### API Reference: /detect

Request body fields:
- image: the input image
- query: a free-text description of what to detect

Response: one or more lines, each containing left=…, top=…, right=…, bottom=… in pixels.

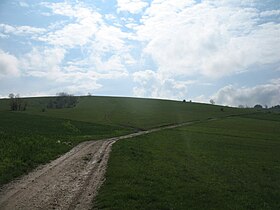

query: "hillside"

left=0, top=96, right=252, bottom=129
left=0, top=95, right=252, bottom=186
left=95, top=113, right=280, bottom=209
left=1, top=96, right=279, bottom=209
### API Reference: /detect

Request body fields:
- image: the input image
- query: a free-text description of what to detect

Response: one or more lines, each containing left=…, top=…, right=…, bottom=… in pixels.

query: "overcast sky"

left=0, top=0, right=279, bottom=107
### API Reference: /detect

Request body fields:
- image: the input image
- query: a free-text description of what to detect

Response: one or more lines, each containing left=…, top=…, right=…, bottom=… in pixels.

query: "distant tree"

left=269, top=105, right=280, bottom=112
left=189, top=100, right=192, bottom=103
left=8, top=93, right=26, bottom=111
left=23, top=101, right=27, bottom=111
left=9, top=93, right=16, bottom=111
left=254, top=104, right=263, bottom=109
left=47, top=92, right=78, bottom=109
left=238, top=105, right=245, bottom=108
left=183, top=99, right=186, bottom=102
left=8, top=93, right=14, bottom=99
left=15, top=94, right=22, bottom=111
left=210, top=99, right=215, bottom=105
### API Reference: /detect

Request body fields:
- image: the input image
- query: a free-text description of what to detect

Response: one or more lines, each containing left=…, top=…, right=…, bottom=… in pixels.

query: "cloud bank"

left=213, top=80, right=280, bottom=107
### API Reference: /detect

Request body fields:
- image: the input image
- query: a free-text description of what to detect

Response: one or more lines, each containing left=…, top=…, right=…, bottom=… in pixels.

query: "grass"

left=0, top=111, right=130, bottom=186
left=1, top=96, right=277, bottom=209
left=94, top=114, right=280, bottom=210
left=1, top=96, right=253, bottom=129
left=1, top=95, right=249, bottom=186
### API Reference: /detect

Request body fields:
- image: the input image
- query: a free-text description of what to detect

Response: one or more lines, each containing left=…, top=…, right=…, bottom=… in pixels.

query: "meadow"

left=94, top=113, right=280, bottom=210
left=1, top=96, right=278, bottom=209
left=0, top=111, right=130, bottom=185
left=1, top=96, right=248, bottom=186
left=0, top=96, right=253, bottom=129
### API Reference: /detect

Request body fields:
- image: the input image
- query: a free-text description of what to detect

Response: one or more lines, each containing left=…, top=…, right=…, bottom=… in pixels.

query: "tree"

left=254, top=104, right=263, bottom=109
left=210, top=99, right=215, bottom=105
left=8, top=93, right=14, bottom=99
left=9, top=93, right=16, bottom=111
left=47, top=92, right=78, bottom=109
left=8, top=93, right=26, bottom=111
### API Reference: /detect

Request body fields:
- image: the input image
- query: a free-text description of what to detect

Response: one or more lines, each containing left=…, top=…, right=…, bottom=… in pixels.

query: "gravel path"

left=0, top=121, right=194, bottom=210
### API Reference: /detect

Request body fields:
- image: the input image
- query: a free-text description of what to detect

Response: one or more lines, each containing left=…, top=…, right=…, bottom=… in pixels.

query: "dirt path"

left=0, top=121, right=195, bottom=210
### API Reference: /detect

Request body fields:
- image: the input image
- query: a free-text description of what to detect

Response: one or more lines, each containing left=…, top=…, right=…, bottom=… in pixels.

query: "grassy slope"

left=0, top=96, right=255, bottom=187
left=94, top=114, right=280, bottom=210
left=0, top=111, right=130, bottom=186
left=1, top=96, right=253, bottom=129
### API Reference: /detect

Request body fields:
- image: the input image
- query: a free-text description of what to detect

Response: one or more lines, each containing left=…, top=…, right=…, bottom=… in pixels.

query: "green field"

left=0, top=96, right=251, bottom=129
left=1, top=96, right=279, bottom=209
left=1, top=96, right=248, bottom=186
left=0, top=111, right=130, bottom=185
left=94, top=114, right=280, bottom=210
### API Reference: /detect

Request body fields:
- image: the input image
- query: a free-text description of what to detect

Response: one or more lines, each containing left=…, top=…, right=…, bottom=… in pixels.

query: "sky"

left=0, top=0, right=279, bottom=107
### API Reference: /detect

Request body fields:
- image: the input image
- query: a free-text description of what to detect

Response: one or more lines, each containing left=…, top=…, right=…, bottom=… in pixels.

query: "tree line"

left=8, top=92, right=79, bottom=111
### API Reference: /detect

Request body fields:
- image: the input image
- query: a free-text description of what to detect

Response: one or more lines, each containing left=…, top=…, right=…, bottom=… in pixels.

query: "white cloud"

left=39, top=3, right=102, bottom=47
left=0, top=33, right=8, bottom=38
left=133, top=70, right=189, bottom=99
left=129, top=1, right=280, bottom=100
left=213, top=81, right=280, bottom=107
left=18, top=46, right=103, bottom=94
left=39, top=2, right=131, bottom=72
left=0, top=50, right=20, bottom=78
left=20, top=1, right=133, bottom=95
left=117, top=0, right=149, bottom=14
left=135, top=1, right=280, bottom=79
left=19, top=1, right=29, bottom=8
left=93, top=24, right=130, bottom=53
left=2, top=0, right=279, bottom=101
left=20, top=47, right=66, bottom=79
left=260, top=10, right=280, bottom=17
left=0, top=24, right=46, bottom=36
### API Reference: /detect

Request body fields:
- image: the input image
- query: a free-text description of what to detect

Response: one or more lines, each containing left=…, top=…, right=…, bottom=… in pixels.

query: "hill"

left=1, top=95, right=279, bottom=209
left=0, top=95, right=251, bottom=186
left=0, top=96, right=252, bottom=129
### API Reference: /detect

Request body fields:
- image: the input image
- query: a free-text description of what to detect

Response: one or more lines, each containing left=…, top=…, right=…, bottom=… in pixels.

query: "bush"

left=47, top=93, right=78, bottom=109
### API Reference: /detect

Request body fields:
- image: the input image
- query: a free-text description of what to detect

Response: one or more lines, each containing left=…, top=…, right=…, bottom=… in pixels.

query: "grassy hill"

left=1, top=95, right=279, bottom=209
left=0, top=95, right=251, bottom=186
left=1, top=96, right=253, bottom=129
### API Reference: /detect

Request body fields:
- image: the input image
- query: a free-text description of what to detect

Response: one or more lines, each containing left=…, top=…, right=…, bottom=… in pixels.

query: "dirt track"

left=0, top=122, right=194, bottom=210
